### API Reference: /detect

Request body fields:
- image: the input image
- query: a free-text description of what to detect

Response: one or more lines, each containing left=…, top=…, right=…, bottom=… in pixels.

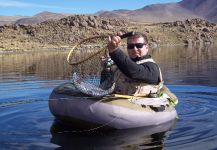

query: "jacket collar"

left=131, top=54, right=151, bottom=62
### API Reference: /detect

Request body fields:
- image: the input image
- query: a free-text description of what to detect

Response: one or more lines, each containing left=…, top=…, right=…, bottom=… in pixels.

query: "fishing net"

left=67, top=35, right=109, bottom=86
left=66, top=33, right=133, bottom=96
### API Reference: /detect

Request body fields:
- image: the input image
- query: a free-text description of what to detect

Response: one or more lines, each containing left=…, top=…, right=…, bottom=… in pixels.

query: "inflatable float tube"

left=49, top=82, right=178, bottom=130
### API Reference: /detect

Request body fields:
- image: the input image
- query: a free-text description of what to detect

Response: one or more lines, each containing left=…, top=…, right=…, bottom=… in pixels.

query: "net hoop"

left=67, top=35, right=108, bottom=65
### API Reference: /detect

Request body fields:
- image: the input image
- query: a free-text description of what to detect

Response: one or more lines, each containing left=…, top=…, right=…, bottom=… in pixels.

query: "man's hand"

left=107, top=32, right=123, bottom=53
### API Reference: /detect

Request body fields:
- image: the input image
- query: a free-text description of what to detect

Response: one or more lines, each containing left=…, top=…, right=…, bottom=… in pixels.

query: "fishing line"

left=0, top=98, right=47, bottom=108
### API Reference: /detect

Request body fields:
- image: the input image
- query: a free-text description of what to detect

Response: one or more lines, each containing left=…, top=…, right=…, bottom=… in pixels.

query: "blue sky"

left=0, top=0, right=181, bottom=16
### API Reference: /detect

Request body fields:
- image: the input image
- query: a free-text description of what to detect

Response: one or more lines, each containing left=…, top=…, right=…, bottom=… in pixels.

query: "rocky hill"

left=0, top=15, right=129, bottom=50
left=0, top=15, right=216, bottom=51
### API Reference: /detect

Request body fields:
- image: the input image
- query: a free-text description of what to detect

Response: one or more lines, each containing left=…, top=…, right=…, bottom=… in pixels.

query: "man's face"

left=127, top=37, right=148, bottom=59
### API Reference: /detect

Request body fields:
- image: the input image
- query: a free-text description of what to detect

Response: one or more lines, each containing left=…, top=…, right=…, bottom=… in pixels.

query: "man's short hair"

left=127, top=32, right=148, bottom=45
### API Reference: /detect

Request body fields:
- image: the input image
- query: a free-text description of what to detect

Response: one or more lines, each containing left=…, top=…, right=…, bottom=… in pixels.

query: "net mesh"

left=67, top=35, right=127, bottom=88
left=67, top=36, right=108, bottom=86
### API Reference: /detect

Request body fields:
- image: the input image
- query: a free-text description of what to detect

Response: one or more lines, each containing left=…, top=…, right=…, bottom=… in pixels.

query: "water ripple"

left=165, top=85, right=217, bottom=150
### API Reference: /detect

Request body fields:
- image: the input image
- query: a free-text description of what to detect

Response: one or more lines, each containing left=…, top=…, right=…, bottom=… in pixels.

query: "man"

left=104, top=32, right=163, bottom=96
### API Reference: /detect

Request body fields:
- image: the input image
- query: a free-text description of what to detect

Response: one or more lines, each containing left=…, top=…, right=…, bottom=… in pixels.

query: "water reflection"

left=151, top=45, right=217, bottom=86
left=50, top=120, right=176, bottom=150
left=0, top=51, right=72, bottom=80
left=1, top=45, right=216, bottom=86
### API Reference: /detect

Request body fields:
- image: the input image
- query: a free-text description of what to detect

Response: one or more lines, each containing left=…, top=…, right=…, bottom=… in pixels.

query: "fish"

left=71, top=72, right=115, bottom=97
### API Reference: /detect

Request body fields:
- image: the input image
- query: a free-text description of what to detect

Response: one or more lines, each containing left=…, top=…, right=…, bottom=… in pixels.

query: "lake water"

left=0, top=45, right=217, bottom=150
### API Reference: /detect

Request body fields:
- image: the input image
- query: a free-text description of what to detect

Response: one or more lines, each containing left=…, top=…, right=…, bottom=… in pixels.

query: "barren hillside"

left=98, top=3, right=202, bottom=23
left=15, top=11, right=72, bottom=25
left=179, top=0, right=217, bottom=22
left=0, top=16, right=25, bottom=26
left=0, top=15, right=216, bottom=51
left=97, top=0, right=217, bottom=23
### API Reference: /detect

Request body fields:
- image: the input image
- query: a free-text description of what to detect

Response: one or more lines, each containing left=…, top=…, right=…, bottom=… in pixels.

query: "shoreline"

left=1, top=42, right=216, bottom=54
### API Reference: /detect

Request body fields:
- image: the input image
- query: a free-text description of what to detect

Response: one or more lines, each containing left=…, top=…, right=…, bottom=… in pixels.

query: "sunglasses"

left=127, top=43, right=145, bottom=49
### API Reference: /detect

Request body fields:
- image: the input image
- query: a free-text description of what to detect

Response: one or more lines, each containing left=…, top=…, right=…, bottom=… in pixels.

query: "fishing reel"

left=105, top=57, right=114, bottom=68
left=101, top=56, right=114, bottom=71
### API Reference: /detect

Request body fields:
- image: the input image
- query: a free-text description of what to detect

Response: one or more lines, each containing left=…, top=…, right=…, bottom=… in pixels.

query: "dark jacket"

left=109, top=48, right=161, bottom=84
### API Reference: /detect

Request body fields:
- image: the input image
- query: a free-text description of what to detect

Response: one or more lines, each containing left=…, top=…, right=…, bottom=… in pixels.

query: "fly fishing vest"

left=113, top=58, right=163, bottom=96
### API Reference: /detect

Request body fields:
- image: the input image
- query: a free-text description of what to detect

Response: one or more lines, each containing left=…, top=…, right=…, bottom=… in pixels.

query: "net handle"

left=66, top=35, right=108, bottom=65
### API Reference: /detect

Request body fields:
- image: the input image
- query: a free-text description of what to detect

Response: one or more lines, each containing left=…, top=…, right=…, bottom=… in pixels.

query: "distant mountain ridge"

left=179, top=0, right=217, bottom=22
left=0, top=11, right=72, bottom=25
left=97, top=0, right=217, bottom=23
left=0, top=0, right=216, bottom=25
left=0, top=16, right=25, bottom=26
left=15, top=11, right=72, bottom=25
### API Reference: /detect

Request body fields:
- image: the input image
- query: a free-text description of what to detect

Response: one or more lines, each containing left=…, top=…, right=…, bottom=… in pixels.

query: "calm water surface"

left=0, top=45, right=217, bottom=150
